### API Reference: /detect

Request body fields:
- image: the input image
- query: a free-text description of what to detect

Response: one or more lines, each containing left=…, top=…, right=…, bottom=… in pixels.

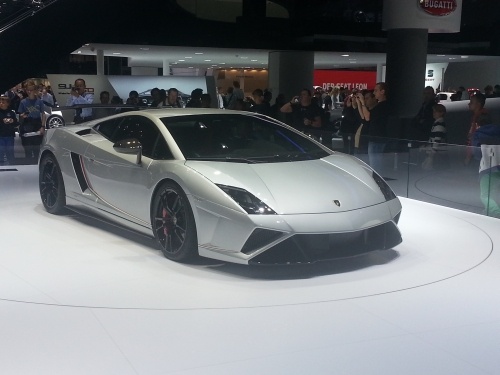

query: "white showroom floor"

left=1, top=165, right=500, bottom=375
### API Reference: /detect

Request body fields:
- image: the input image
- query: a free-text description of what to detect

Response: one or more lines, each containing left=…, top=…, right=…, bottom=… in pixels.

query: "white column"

left=163, top=60, right=170, bottom=76
left=376, top=63, right=384, bottom=83
left=96, top=49, right=104, bottom=76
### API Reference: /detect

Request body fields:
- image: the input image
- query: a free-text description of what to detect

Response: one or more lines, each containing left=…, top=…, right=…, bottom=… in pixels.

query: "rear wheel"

left=152, top=181, right=198, bottom=262
left=39, top=154, right=66, bottom=214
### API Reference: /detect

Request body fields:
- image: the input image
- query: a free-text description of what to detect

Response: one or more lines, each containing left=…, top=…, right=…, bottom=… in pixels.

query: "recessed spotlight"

left=449, top=57, right=456, bottom=60
left=178, top=59, right=185, bottom=62
left=240, top=56, right=248, bottom=59
left=204, top=59, right=211, bottom=62
left=112, top=52, right=121, bottom=55
left=195, top=52, right=203, bottom=55
left=461, top=55, right=469, bottom=58
left=184, top=56, right=192, bottom=59
left=77, top=50, right=82, bottom=54
left=251, top=59, right=258, bottom=62
left=341, top=54, right=349, bottom=57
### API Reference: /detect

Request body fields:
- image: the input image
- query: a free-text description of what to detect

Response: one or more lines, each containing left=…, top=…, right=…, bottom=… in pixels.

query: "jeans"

left=368, top=141, right=386, bottom=174
left=0, top=137, right=15, bottom=164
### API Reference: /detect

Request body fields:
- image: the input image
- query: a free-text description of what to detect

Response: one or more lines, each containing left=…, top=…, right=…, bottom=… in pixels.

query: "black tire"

left=152, top=181, right=198, bottom=262
left=39, top=154, right=66, bottom=214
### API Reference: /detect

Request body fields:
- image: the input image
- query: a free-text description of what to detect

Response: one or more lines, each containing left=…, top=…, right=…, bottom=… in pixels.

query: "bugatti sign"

left=418, top=0, right=457, bottom=16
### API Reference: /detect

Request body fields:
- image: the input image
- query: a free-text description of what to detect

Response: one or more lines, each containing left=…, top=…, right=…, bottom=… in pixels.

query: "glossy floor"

left=1, top=166, right=499, bottom=374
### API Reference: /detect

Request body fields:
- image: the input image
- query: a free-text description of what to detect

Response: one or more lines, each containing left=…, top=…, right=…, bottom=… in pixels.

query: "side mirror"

left=113, top=138, right=142, bottom=164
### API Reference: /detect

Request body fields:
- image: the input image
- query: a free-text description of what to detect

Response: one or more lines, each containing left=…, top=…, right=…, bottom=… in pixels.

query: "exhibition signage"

left=313, top=70, right=377, bottom=91
left=383, top=0, right=462, bottom=33
left=418, top=0, right=457, bottom=17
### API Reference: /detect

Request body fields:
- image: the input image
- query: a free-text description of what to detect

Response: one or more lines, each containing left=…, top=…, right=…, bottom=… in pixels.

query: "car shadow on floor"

left=194, top=249, right=400, bottom=280
left=61, top=205, right=400, bottom=280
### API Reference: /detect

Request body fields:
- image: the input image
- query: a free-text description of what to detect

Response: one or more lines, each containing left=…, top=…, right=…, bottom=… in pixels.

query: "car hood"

left=185, top=154, right=388, bottom=214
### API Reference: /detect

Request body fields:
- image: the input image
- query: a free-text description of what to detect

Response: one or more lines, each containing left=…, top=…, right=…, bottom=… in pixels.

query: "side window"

left=93, top=118, right=123, bottom=141
left=115, top=116, right=173, bottom=160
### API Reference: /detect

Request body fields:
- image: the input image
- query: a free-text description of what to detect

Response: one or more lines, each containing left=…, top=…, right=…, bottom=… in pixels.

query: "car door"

left=83, top=115, right=171, bottom=225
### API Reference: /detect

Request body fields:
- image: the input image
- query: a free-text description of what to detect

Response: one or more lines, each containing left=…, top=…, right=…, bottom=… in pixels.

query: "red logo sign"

left=418, top=0, right=457, bottom=16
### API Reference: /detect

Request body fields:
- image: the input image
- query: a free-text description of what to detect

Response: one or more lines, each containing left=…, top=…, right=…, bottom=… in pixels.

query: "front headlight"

left=216, top=184, right=276, bottom=215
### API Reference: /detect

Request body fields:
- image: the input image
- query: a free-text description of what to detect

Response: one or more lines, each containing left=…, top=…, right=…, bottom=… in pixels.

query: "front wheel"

left=39, top=154, right=66, bottom=214
left=152, top=181, right=198, bottom=262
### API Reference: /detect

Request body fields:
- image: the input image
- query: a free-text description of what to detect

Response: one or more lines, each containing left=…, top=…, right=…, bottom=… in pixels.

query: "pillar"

left=385, top=29, right=428, bottom=118
left=268, top=51, right=314, bottom=102
left=163, top=59, right=170, bottom=76
left=96, top=49, right=104, bottom=76
left=376, top=63, right=384, bottom=83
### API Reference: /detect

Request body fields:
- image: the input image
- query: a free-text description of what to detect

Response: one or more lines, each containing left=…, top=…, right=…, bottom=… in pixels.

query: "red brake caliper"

left=162, top=208, right=169, bottom=236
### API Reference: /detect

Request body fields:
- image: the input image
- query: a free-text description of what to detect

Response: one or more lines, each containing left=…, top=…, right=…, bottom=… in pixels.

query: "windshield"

left=160, top=114, right=330, bottom=163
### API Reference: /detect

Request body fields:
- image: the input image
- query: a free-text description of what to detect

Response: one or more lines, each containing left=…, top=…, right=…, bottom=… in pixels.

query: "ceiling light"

left=461, top=55, right=469, bottom=58
left=140, top=47, right=150, bottom=51
left=341, top=54, right=349, bottom=57
left=188, top=67, right=194, bottom=69
left=195, top=52, right=203, bottom=55
left=184, top=56, right=192, bottom=59
left=204, top=59, right=211, bottom=62
left=77, top=50, right=82, bottom=54
left=112, top=52, right=121, bottom=55
left=240, top=56, right=248, bottom=59
left=437, top=54, right=446, bottom=57
left=219, top=63, right=226, bottom=65
left=251, top=59, right=258, bottom=62
left=449, top=57, right=456, bottom=60
left=178, top=59, right=185, bottom=62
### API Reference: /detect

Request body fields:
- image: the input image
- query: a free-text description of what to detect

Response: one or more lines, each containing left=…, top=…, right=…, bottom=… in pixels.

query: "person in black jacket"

left=0, top=95, right=18, bottom=165
left=356, top=82, right=391, bottom=174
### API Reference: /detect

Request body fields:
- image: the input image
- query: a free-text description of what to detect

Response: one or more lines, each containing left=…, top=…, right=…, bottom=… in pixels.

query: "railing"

left=318, top=131, right=498, bottom=219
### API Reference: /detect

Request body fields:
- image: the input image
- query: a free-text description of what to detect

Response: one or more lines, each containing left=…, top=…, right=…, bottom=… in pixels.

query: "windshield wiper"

left=186, top=157, right=259, bottom=164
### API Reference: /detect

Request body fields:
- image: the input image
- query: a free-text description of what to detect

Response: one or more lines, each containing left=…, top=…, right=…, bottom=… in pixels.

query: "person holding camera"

left=66, top=78, right=94, bottom=123
left=18, top=82, right=45, bottom=161
left=280, top=89, right=322, bottom=132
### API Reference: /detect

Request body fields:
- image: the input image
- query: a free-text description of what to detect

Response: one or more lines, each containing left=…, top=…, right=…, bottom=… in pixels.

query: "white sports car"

left=38, top=109, right=402, bottom=265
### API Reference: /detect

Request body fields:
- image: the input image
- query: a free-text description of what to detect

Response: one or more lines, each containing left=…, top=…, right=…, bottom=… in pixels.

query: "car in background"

left=45, top=108, right=65, bottom=128
left=138, top=89, right=190, bottom=108
left=39, top=109, right=402, bottom=265
left=436, top=92, right=456, bottom=102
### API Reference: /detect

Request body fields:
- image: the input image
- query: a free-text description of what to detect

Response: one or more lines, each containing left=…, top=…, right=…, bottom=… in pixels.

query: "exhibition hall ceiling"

left=73, top=43, right=500, bottom=71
